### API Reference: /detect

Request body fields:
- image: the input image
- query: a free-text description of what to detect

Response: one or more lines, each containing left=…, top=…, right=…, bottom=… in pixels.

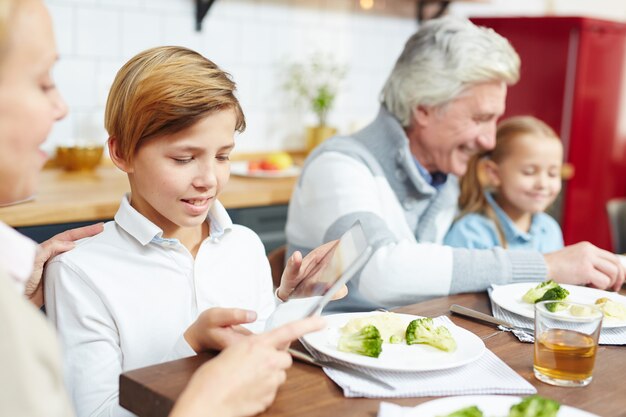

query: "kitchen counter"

left=0, top=164, right=298, bottom=228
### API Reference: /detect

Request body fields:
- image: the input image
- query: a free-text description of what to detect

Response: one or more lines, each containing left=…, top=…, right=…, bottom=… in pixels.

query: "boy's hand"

left=277, top=240, right=348, bottom=301
left=184, top=308, right=256, bottom=353
left=171, top=316, right=325, bottom=417
left=26, top=222, right=104, bottom=307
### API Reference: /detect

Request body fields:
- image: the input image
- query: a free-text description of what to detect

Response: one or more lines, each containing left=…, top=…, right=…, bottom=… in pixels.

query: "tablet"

left=264, top=221, right=373, bottom=330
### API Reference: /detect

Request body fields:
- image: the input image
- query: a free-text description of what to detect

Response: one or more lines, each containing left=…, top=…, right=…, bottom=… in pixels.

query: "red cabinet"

left=472, top=17, right=626, bottom=250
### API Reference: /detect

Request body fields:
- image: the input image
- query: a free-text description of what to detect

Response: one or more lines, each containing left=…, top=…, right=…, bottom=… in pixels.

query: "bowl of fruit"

left=231, top=152, right=300, bottom=178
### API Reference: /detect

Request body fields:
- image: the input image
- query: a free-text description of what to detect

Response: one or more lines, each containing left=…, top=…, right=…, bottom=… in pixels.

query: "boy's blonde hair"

left=458, top=115, right=561, bottom=248
left=105, top=46, right=245, bottom=162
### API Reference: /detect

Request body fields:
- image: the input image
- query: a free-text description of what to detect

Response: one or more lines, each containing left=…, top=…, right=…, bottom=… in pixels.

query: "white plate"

left=400, top=395, right=598, bottom=417
left=491, top=283, right=626, bottom=328
left=230, top=161, right=301, bottom=178
left=302, top=312, right=485, bottom=372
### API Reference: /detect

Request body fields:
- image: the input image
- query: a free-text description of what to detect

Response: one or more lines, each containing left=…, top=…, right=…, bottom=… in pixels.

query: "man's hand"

left=171, top=316, right=325, bottom=417
left=544, top=242, right=625, bottom=291
left=277, top=240, right=348, bottom=301
left=26, top=222, right=104, bottom=307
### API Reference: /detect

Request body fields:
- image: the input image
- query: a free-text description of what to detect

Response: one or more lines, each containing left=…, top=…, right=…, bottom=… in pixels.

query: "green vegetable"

left=522, top=280, right=559, bottom=304
left=508, top=395, right=560, bottom=417
left=337, top=325, right=383, bottom=358
left=389, top=334, right=403, bottom=344
left=405, top=318, right=457, bottom=352
left=438, top=406, right=484, bottom=417
left=536, top=287, right=570, bottom=312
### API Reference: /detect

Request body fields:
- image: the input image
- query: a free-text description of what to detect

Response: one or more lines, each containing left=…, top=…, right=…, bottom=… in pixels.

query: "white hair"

left=381, top=16, right=520, bottom=127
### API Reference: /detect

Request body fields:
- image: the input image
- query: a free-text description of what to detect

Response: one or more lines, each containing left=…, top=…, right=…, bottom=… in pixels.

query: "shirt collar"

left=412, top=157, right=448, bottom=189
left=114, top=194, right=233, bottom=246
left=485, top=192, right=546, bottom=242
left=0, top=221, right=37, bottom=291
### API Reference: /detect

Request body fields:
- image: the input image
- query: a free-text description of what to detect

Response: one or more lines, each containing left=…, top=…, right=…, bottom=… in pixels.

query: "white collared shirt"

left=44, top=195, right=275, bottom=417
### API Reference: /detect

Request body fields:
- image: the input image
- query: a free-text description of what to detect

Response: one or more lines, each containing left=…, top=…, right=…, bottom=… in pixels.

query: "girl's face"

left=488, top=134, right=563, bottom=220
left=111, top=109, right=236, bottom=240
left=0, top=0, right=67, bottom=205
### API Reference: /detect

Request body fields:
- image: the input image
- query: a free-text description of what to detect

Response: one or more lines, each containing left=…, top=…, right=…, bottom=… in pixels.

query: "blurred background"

left=45, top=0, right=626, bottom=154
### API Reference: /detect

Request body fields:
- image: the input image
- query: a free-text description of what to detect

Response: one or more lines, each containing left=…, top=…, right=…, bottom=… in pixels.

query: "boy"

left=44, top=46, right=328, bottom=417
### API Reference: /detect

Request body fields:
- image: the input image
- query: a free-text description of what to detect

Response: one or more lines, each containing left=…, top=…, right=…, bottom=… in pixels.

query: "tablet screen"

left=289, top=221, right=370, bottom=300
left=265, top=222, right=372, bottom=330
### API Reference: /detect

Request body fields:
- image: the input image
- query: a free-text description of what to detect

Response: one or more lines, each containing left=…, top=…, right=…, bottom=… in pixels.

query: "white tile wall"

left=45, top=0, right=416, bottom=153
left=45, top=0, right=624, bottom=154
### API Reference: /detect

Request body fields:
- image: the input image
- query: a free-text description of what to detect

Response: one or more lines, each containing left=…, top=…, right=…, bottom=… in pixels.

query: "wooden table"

left=0, top=165, right=298, bottom=227
left=120, top=292, right=626, bottom=417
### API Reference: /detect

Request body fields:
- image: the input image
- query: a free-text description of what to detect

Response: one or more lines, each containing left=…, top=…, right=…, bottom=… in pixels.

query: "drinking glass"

left=533, top=300, right=603, bottom=387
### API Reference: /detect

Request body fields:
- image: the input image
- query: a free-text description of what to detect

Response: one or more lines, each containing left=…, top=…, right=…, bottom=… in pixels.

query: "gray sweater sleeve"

left=450, top=247, right=547, bottom=293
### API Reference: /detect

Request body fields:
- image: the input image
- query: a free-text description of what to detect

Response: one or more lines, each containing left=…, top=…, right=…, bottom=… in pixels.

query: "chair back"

left=607, top=198, right=626, bottom=254
left=267, top=245, right=286, bottom=289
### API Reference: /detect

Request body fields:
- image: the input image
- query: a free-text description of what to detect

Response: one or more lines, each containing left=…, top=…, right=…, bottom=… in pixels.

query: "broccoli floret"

left=522, top=280, right=559, bottom=303
left=536, top=286, right=569, bottom=303
left=337, top=325, right=383, bottom=358
left=536, top=287, right=570, bottom=312
left=438, top=406, right=484, bottom=417
left=405, top=318, right=457, bottom=352
left=389, top=334, right=403, bottom=344
left=508, top=395, right=560, bottom=417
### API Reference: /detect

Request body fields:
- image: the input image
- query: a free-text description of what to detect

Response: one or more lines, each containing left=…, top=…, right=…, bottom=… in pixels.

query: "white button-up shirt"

left=44, top=196, right=275, bottom=417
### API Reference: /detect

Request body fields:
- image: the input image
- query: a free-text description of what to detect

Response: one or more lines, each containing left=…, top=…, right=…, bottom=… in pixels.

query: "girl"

left=444, top=115, right=564, bottom=252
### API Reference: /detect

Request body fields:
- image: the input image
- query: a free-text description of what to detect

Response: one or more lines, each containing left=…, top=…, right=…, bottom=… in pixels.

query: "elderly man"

left=285, top=17, right=625, bottom=312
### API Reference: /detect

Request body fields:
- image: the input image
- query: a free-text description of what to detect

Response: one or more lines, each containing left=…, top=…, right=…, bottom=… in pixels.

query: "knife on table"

left=288, top=348, right=396, bottom=390
left=449, top=304, right=534, bottom=339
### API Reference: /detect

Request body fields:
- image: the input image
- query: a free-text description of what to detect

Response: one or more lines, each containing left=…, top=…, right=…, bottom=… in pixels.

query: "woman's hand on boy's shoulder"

left=184, top=307, right=257, bottom=353
left=26, top=222, right=104, bottom=307
left=276, top=240, right=348, bottom=302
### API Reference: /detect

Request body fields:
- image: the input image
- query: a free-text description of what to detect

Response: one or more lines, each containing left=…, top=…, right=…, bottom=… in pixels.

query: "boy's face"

left=123, top=109, right=236, bottom=237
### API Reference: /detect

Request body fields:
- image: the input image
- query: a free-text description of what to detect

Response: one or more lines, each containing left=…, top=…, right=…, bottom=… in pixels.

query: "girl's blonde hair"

left=458, top=115, right=560, bottom=247
left=105, top=46, right=245, bottom=163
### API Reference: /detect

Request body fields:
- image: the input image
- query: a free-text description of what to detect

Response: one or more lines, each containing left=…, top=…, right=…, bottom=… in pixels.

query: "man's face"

left=410, top=81, right=507, bottom=177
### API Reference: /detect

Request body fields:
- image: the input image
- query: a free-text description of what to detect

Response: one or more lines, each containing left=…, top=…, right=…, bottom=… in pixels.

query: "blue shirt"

left=444, top=192, right=564, bottom=253
left=413, top=157, right=447, bottom=190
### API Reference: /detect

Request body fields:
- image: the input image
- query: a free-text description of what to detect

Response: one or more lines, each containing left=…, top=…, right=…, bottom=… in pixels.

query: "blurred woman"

left=0, top=1, right=322, bottom=416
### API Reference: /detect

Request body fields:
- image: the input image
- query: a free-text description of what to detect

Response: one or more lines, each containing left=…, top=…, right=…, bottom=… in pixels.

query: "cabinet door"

left=228, top=205, right=288, bottom=253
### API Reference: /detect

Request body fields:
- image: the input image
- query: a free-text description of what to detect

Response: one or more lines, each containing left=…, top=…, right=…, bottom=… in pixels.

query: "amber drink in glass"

left=533, top=300, right=602, bottom=387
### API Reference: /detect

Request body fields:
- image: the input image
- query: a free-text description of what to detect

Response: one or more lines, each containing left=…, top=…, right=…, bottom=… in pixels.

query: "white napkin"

left=304, top=316, right=536, bottom=398
left=489, top=285, right=626, bottom=345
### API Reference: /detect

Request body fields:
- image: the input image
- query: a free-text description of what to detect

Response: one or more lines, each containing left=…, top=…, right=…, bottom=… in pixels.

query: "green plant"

left=283, top=52, right=347, bottom=127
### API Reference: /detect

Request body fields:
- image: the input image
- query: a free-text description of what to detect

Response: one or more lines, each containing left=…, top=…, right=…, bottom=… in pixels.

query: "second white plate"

left=491, top=282, right=626, bottom=328
left=396, top=395, right=598, bottom=417
left=302, top=312, right=485, bottom=373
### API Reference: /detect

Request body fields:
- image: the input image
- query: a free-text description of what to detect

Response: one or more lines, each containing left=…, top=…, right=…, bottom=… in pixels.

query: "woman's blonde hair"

left=0, top=0, right=17, bottom=59
left=458, top=115, right=560, bottom=247
left=105, top=46, right=245, bottom=163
